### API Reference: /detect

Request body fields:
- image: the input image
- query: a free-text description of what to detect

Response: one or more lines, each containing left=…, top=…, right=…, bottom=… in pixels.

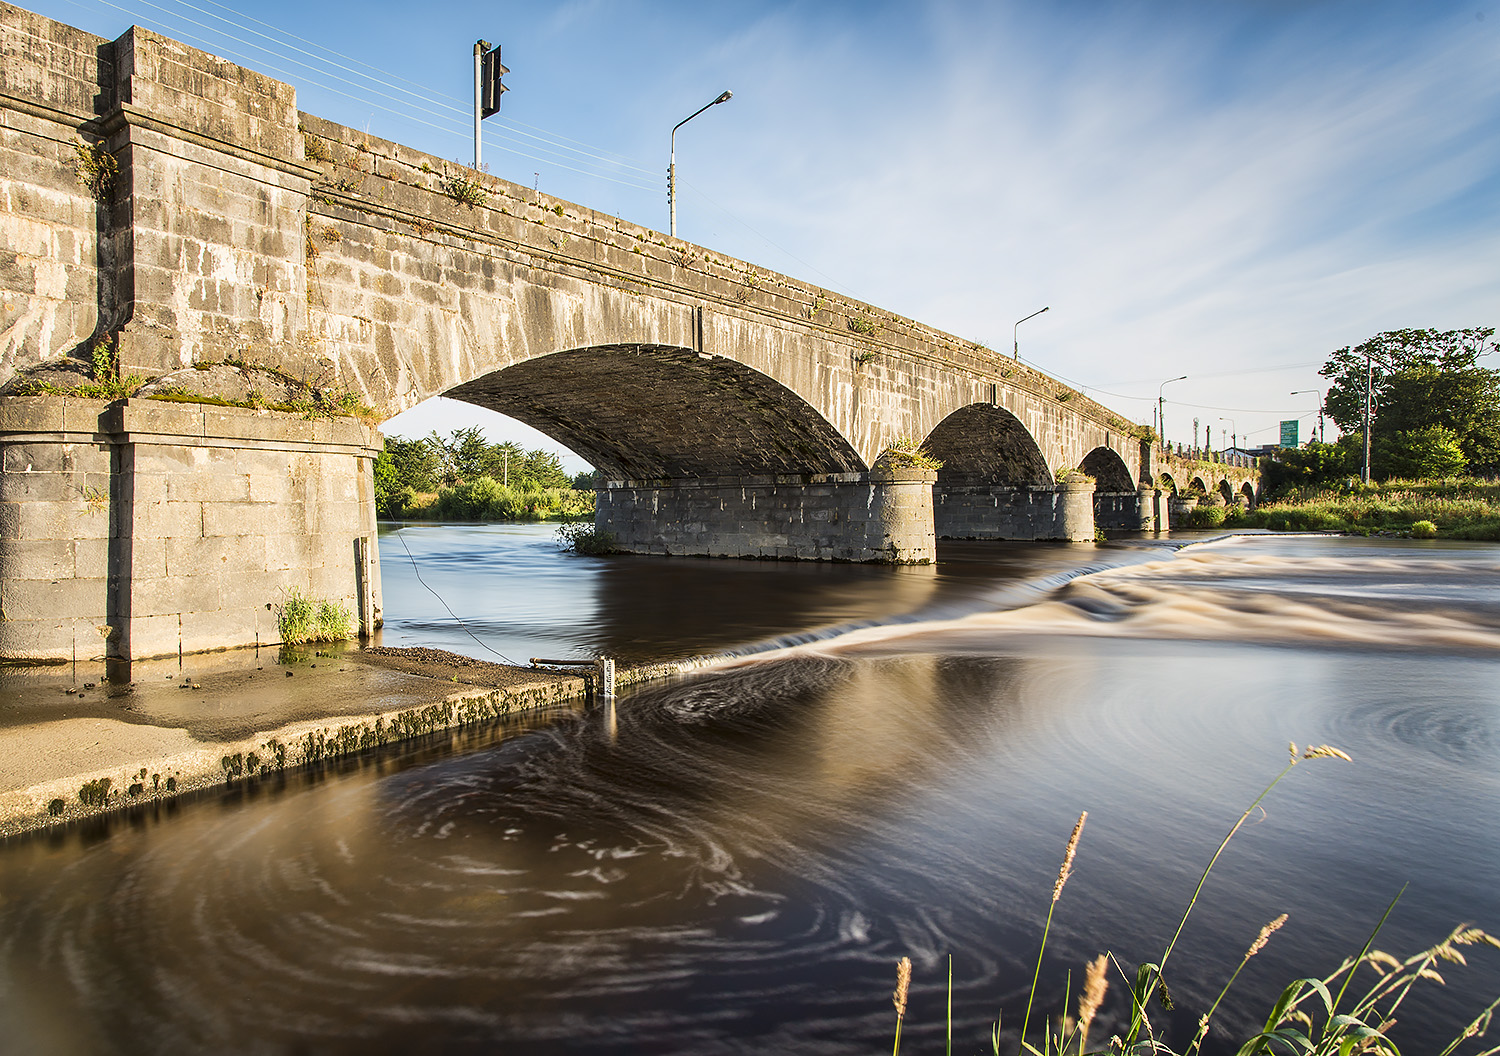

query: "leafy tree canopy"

left=1320, top=327, right=1500, bottom=474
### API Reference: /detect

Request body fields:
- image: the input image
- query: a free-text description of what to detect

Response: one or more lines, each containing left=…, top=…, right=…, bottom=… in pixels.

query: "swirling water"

left=1, top=528, right=1498, bottom=1054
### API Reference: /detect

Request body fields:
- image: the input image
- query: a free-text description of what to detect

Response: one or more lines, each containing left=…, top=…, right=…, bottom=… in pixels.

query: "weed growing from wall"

left=73, top=139, right=117, bottom=200
left=879, top=437, right=944, bottom=471
left=443, top=174, right=489, bottom=208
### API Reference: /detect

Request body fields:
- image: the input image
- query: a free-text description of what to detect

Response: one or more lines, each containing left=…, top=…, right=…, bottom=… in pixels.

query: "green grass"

left=276, top=589, right=354, bottom=645
left=1225, top=479, right=1500, bottom=539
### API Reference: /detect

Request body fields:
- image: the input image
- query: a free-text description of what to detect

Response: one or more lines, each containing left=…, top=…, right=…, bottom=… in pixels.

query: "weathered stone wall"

left=597, top=468, right=937, bottom=564
left=0, top=396, right=381, bottom=661
left=0, top=3, right=112, bottom=376
left=0, top=397, right=111, bottom=658
left=935, top=479, right=1098, bottom=542
left=1094, top=489, right=1153, bottom=532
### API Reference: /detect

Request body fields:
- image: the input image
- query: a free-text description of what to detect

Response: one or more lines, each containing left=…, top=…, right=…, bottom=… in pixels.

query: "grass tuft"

left=276, top=589, right=354, bottom=645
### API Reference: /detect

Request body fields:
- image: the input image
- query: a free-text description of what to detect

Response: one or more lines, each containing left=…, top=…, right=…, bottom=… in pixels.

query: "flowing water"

left=2, top=525, right=1498, bottom=1054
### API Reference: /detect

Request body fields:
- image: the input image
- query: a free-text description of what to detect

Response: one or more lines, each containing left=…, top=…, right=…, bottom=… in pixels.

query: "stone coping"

left=0, top=397, right=380, bottom=453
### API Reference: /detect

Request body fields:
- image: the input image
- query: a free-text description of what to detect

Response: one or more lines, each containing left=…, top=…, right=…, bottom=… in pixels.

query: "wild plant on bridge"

left=888, top=743, right=1500, bottom=1055
left=276, top=588, right=353, bottom=645
left=879, top=437, right=944, bottom=471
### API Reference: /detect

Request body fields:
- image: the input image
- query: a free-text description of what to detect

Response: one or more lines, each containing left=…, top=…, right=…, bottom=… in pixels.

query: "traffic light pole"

left=474, top=40, right=508, bottom=171
left=473, top=39, right=486, bottom=170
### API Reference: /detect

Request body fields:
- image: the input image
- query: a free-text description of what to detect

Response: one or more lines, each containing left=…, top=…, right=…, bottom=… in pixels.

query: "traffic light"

left=480, top=44, right=508, bottom=118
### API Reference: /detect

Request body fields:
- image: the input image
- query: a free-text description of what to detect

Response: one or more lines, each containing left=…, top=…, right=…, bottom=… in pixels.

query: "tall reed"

left=894, top=743, right=1500, bottom=1055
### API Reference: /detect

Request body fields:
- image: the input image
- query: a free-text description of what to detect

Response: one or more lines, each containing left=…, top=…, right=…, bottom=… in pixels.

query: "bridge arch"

left=440, top=344, right=864, bottom=480
left=922, top=404, right=1051, bottom=487
left=1080, top=447, right=1134, bottom=492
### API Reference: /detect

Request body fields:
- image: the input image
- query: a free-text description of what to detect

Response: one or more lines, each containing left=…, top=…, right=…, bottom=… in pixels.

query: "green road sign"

left=1279, top=419, right=1300, bottom=447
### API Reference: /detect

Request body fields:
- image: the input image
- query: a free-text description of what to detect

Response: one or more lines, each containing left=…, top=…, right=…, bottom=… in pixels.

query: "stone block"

left=165, top=469, right=250, bottom=503
left=179, top=604, right=267, bottom=655
left=264, top=533, right=315, bottom=572
left=0, top=574, right=105, bottom=622
left=129, top=574, right=220, bottom=618
left=0, top=536, right=75, bottom=579
left=74, top=536, right=109, bottom=578
left=165, top=533, right=253, bottom=576
left=124, top=613, right=183, bottom=661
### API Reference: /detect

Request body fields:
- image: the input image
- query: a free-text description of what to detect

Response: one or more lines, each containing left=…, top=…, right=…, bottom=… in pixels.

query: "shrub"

left=1411, top=519, right=1438, bottom=538
left=277, top=589, right=354, bottom=645
left=1187, top=504, right=1228, bottom=528
left=555, top=522, right=619, bottom=555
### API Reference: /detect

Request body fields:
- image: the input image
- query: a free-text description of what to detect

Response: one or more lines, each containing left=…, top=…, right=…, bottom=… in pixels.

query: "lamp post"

left=1013, top=306, right=1050, bottom=360
left=668, top=90, right=732, bottom=238
left=1158, top=375, right=1187, bottom=450
left=1291, top=389, right=1325, bottom=444
left=1219, top=417, right=1237, bottom=463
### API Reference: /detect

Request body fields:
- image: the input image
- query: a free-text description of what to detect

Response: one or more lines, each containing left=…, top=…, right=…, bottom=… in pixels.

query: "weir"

left=0, top=2, right=1256, bottom=660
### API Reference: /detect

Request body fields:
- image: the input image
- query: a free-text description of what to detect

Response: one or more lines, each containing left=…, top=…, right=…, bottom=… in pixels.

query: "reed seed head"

left=1077, top=953, right=1109, bottom=1038
left=1288, top=741, right=1298, bottom=764
left=893, top=956, right=912, bottom=1017
left=1052, top=810, right=1088, bottom=903
left=1301, top=744, right=1352, bottom=762
left=1246, top=913, right=1288, bottom=958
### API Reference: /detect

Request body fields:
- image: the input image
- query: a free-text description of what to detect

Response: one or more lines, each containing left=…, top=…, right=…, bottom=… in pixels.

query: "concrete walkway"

left=0, top=644, right=588, bottom=839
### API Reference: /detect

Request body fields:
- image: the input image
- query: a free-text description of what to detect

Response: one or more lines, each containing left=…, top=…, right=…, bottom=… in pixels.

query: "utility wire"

left=63, top=0, right=660, bottom=191
left=395, top=529, right=519, bottom=666
left=188, top=0, right=658, bottom=178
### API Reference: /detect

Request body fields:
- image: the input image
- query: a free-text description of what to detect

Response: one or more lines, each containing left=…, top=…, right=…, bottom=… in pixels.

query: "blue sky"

left=28, top=0, right=1500, bottom=466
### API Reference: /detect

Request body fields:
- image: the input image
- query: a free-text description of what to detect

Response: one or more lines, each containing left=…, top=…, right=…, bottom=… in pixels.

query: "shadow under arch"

left=923, top=404, right=1051, bottom=487
left=442, top=344, right=865, bottom=479
left=1080, top=446, right=1142, bottom=531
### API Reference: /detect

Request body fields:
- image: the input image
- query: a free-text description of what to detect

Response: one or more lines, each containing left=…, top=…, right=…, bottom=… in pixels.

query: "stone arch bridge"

left=0, top=5, right=1255, bottom=659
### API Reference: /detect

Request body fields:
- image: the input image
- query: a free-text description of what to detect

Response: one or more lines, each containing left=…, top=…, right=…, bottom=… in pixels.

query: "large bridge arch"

left=442, top=344, right=865, bottom=480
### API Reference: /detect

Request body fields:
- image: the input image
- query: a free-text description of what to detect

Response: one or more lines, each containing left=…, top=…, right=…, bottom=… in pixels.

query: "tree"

left=1376, top=425, right=1468, bottom=480
left=1260, top=439, right=1357, bottom=496
left=1320, top=328, right=1500, bottom=476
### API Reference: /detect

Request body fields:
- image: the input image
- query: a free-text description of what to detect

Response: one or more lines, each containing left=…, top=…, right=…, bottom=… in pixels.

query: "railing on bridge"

left=1162, top=443, right=1256, bottom=470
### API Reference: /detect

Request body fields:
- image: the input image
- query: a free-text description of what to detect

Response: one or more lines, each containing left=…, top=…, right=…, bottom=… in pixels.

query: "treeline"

left=375, top=427, right=595, bottom=521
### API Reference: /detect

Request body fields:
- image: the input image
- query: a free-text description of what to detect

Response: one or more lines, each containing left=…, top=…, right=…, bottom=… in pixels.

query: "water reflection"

left=1, top=534, right=1498, bottom=1055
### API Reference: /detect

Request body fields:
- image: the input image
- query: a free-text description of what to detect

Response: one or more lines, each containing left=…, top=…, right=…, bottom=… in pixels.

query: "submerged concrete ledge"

left=0, top=661, right=580, bottom=839
left=0, top=644, right=726, bottom=839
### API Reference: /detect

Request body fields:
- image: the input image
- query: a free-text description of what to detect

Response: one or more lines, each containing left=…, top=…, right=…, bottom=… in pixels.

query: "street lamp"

left=1013, top=306, right=1049, bottom=360
left=1291, top=389, right=1325, bottom=444
left=1219, top=417, right=1237, bottom=461
left=1158, top=375, right=1187, bottom=449
left=668, top=90, right=732, bottom=237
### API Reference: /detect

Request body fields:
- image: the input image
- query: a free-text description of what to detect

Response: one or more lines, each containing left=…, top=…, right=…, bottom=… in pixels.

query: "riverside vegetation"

left=375, top=427, right=594, bottom=522
left=1187, top=476, right=1500, bottom=539
left=891, top=746, right=1500, bottom=1056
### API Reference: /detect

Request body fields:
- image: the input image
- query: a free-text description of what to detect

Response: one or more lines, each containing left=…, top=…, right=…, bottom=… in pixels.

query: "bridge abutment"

left=595, top=466, right=937, bottom=564
left=0, top=398, right=381, bottom=662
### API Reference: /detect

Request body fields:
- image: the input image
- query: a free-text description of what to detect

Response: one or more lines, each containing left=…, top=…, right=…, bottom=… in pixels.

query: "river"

left=2, top=525, right=1498, bottom=1054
